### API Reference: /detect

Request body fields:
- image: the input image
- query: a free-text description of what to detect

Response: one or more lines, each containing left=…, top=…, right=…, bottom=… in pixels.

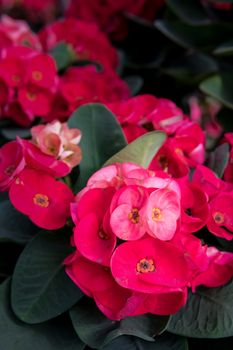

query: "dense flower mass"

left=0, top=120, right=81, bottom=228
left=65, top=162, right=233, bottom=320
left=39, top=18, right=119, bottom=70
left=65, top=0, right=165, bottom=40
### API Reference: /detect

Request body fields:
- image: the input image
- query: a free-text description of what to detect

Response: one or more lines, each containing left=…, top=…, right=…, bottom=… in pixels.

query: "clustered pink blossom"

left=65, top=162, right=233, bottom=320
left=0, top=120, right=82, bottom=229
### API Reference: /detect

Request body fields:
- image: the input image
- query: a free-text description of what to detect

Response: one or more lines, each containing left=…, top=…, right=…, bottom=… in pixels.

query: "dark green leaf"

left=207, top=143, right=230, bottom=178
left=102, top=332, right=188, bottom=350
left=68, top=103, right=127, bottom=192
left=162, top=52, right=218, bottom=85
left=166, top=0, right=211, bottom=25
left=70, top=298, right=169, bottom=348
left=168, top=280, right=233, bottom=338
left=0, top=279, right=85, bottom=350
left=124, top=76, right=144, bottom=95
left=104, top=131, right=166, bottom=168
left=154, top=20, right=233, bottom=51
left=11, top=230, right=83, bottom=324
left=217, top=108, right=233, bottom=132
left=213, top=40, right=233, bottom=56
left=50, top=42, right=77, bottom=71
left=200, top=73, right=233, bottom=110
left=0, top=127, right=30, bottom=140
left=0, top=200, right=40, bottom=244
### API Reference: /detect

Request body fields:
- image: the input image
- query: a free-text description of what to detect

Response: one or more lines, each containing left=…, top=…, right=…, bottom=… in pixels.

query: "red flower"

left=9, top=168, right=74, bottom=230
left=39, top=18, right=118, bottom=70
left=0, top=141, right=25, bottom=191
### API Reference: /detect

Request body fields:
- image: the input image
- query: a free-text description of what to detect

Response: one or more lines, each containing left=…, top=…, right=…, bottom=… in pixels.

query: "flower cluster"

left=0, top=120, right=82, bottom=229
left=65, top=0, right=165, bottom=40
left=108, top=94, right=205, bottom=178
left=64, top=162, right=233, bottom=320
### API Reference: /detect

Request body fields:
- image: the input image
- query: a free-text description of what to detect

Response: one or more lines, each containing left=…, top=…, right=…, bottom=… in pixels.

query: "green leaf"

left=0, top=279, right=85, bottom=350
left=70, top=298, right=170, bottom=348
left=68, top=103, right=127, bottom=192
left=11, top=230, right=83, bottom=324
left=102, top=332, right=188, bottom=350
left=162, top=52, right=218, bottom=85
left=0, top=200, right=40, bottom=244
left=166, top=0, right=211, bottom=25
left=0, top=127, right=30, bottom=140
left=104, top=131, right=166, bottom=168
left=207, top=143, right=230, bottom=178
left=154, top=20, right=233, bottom=51
left=124, top=76, right=144, bottom=95
left=217, top=108, right=233, bottom=132
left=168, top=280, right=233, bottom=338
left=50, top=42, right=77, bottom=71
left=213, top=40, right=233, bottom=56
left=200, top=73, right=233, bottom=110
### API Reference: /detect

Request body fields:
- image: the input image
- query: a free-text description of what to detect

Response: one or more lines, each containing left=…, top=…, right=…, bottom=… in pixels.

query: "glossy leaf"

left=104, top=131, right=166, bottom=168
left=102, top=332, right=188, bottom=350
left=70, top=298, right=169, bottom=348
left=168, top=280, right=233, bottom=338
left=207, top=143, right=230, bottom=178
left=124, top=75, right=144, bottom=95
left=68, top=103, right=127, bottom=191
left=50, top=42, right=77, bottom=71
left=0, top=279, right=85, bottom=350
left=213, top=40, right=233, bottom=56
left=11, top=230, right=83, bottom=324
left=166, top=0, right=211, bottom=25
left=0, top=200, right=40, bottom=244
left=200, top=73, right=233, bottom=110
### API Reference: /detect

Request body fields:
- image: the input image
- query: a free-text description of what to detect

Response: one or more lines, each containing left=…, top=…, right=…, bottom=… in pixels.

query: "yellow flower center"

left=33, top=194, right=49, bottom=208
left=152, top=207, right=162, bottom=221
left=136, top=258, right=155, bottom=273
left=32, top=70, right=43, bottom=81
left=128, top=208, right=140, bottom=224
left=213, top=211, right=225, bottom=225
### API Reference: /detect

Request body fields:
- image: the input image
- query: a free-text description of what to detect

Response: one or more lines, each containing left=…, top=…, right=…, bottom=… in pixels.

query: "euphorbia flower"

left=0, top=141, right=25, bottom=191
left=145, top=188, right=180, bottom=240
left=18, top=85, right=53, bottom=116
left=111, top=237, right=190, bottom=293
left=26, top=53, right=57, bottom=89
left=9, top=168, right=74, bottom=229
left=178, top=181, right=209, bottom=233
left=207, top=192, right=233, bottom=240
left=110, top=186, right=147, bottom=240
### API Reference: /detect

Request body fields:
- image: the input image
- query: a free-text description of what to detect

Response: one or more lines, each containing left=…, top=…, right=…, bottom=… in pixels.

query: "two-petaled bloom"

left=65, top=162, right=233, bottom=320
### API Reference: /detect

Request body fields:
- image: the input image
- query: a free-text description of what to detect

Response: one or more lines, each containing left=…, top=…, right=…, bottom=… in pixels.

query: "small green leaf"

left=11, top=230, right=83, bottom=324
left=0, top=127, right=30, bottom=140
left=213, top=40, right=233, bottom=56
left=70, top=298, right=170, bottom=348
left=0, top=200, right=40, bottom=244
left=102, top=332, right=188, bottom=350
left=200, top=73, right=233, bottom=110
left=168, top=280, right=233, bottom=338
left=0, top=279, right=85, bottom=350
left=50, top=42, right=77, bottom=71
left=104, top=131, right=166, bottom=168
left=124, top=76, right=144, bottom=95
left=68, top=103, right=127, bottom=192
left=166, top=0, right=211, bottom=25
left=207, top=143, right=230, bottom=178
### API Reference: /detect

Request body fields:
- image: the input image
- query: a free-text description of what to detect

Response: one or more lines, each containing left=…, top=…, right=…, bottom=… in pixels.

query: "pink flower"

left=178, top=180, right=209, bottom=233
left=39, top=18, right=118, bottom=70
left=145, top=188, right=180, bottom=240
left=0, top=141, right=25, bottom=191
left=207, top=192, right=233, bottom=240
left=111, top=237, right=190, bottom=293
left=9, top=168, right=74, bottom=230
left=31, top=120, right=82, bottom=169
left=110, top=186, right=147, bottom=240
left=19, top=139, right=70, bottom=178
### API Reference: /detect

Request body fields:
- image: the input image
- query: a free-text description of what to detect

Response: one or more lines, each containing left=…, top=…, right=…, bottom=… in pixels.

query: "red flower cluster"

left=65, top=0, right=165, bottom=40
left=108, top=94, right=205, bottom=178
left=39, top=18, right=119, bottom=70
left=65, top=162, right=233, bottom=320
left=0, top=120, right=82, bottom=229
